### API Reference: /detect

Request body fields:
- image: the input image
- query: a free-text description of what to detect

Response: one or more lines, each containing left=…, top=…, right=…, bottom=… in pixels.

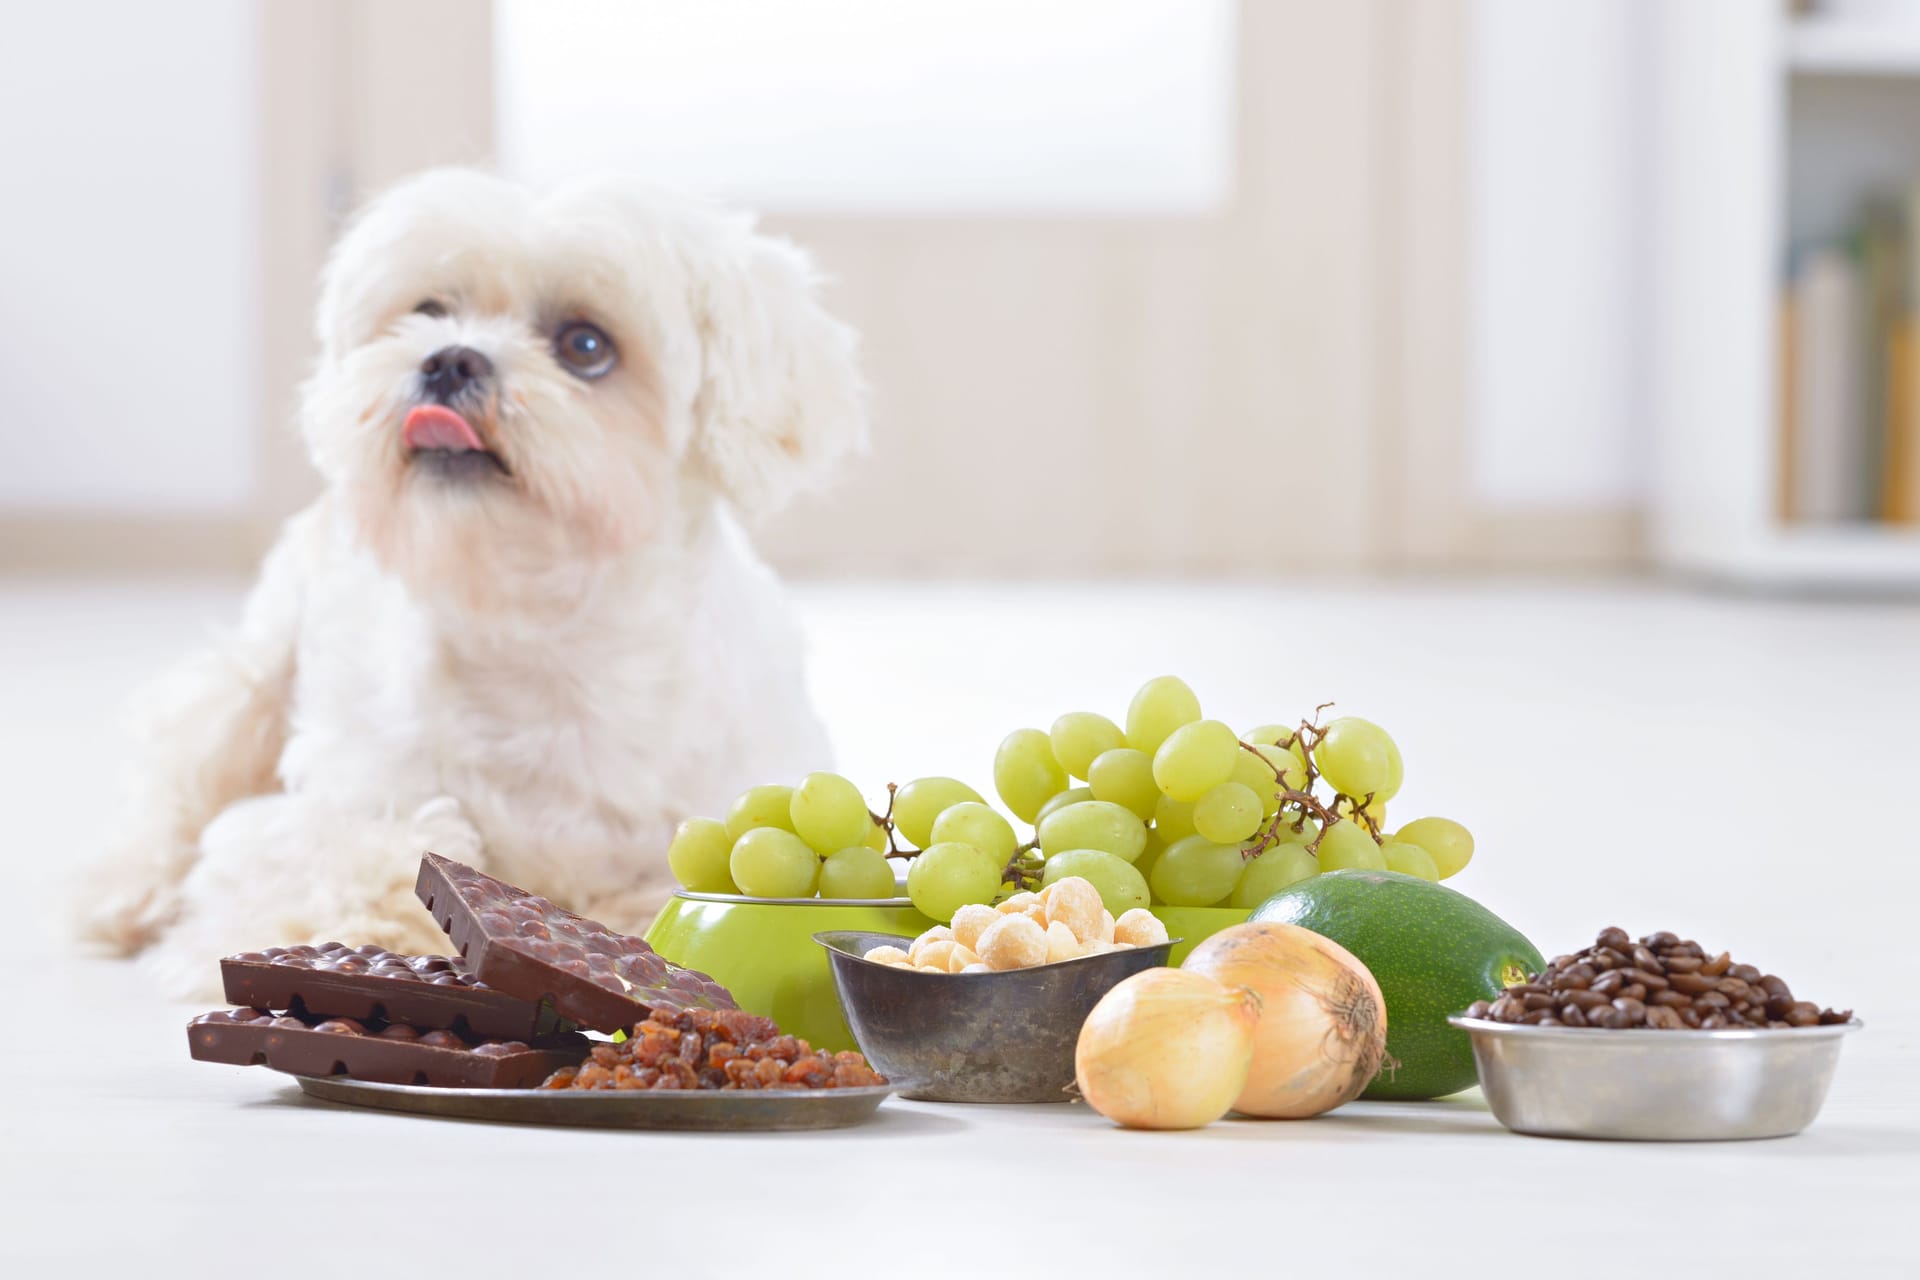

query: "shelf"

left=1787, top=18, right=1920, bottom=75
left=1690, top=526, right=1920, bottom=590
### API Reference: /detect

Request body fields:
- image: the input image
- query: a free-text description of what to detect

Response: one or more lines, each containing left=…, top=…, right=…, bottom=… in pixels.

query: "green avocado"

left=1250, top=869, right=1543, bottom=1100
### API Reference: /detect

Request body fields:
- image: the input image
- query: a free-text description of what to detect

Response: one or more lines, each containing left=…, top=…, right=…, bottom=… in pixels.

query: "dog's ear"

left=684, top=219, right=868, bottom=517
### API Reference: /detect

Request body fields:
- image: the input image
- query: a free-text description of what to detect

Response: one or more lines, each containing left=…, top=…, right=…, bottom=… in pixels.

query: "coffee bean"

left=1475, top=930, right=1850, bottom=1033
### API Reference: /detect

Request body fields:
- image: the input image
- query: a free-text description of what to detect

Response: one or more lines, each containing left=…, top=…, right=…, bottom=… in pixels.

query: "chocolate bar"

left=186, top=1008, right=588, bottom=1089
left=415, top=853, right=734, bottom=1033
left=221, top=942, right=566, bottom=1041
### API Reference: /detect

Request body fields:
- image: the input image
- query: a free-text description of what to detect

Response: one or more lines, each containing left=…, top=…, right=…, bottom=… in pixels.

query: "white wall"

left=0, top=0, right=260, bottom=514
left=1468, top=0, right=1648, bottom=509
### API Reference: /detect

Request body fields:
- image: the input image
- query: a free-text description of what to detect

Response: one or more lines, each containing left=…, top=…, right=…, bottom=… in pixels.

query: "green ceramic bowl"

left=644, top=892, right=1253, bottom=1050
left=1153, top=905, right=1253, bottom=964
left=645, top=893, right=940, bottom=1052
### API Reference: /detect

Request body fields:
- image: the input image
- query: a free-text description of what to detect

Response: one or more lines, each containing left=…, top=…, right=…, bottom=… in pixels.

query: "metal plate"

left=1449, top=1016, right=1863, bottom=1141
left=296, top=1075, right=894, bottom=1131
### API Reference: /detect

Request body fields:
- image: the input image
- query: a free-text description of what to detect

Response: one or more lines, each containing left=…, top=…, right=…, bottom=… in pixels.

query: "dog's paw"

left=70, top=840, right=195, bottom=955
left=409, top=795, right=484, bottom=864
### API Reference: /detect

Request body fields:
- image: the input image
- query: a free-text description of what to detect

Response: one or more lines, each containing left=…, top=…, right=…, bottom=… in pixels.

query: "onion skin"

left=1074, top=968, right=1261, bottom=1130
left=1182, top=922, right=1388, bottom=1119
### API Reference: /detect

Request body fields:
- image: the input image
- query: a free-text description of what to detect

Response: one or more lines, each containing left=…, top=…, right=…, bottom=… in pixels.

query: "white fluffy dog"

left=79, top=169, right=865, bottom=995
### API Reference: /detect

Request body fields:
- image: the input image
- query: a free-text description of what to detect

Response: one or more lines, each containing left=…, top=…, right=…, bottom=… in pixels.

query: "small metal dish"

left=817, top=929, right=1177, bottom=1103
left=1450, top=1015, right=1863, bottom=1141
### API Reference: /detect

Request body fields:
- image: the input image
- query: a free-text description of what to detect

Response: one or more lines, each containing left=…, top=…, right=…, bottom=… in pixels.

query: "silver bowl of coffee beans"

left=1450, top=927, right=1860, bottom=1141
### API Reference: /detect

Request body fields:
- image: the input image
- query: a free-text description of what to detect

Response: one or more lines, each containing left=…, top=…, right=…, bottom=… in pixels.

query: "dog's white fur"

left=77, top=169, right=865, bottom=995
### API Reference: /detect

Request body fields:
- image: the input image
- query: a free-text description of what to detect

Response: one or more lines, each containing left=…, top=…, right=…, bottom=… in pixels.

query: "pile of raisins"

left=540, top=1007, right=886, bottom=1091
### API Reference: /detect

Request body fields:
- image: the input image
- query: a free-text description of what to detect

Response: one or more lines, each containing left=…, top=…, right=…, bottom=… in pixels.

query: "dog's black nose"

left=420, top=346, right=493, bottom=400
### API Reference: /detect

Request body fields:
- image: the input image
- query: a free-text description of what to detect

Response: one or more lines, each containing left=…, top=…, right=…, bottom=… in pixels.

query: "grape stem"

left=1001, top=849, right=1045, bottom=891
left=872, top=783, right=905, bottom=859
left=1238, top=711, right=1381, bottom=861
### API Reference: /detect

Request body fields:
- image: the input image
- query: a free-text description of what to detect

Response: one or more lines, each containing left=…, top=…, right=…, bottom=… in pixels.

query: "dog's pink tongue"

left=403, top=404, right=485, bottom=453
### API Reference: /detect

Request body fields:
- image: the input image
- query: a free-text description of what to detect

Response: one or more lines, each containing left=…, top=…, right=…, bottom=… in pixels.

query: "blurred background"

left=1, top=1, right=1918, bottom=1002
left=10, top=0, right=1920, bottom=586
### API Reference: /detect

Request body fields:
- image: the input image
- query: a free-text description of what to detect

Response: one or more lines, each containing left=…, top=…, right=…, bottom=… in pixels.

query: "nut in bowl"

left=866, top=877, right=1172, bottom=974
left=816, top=926, right=1178, bottom=1103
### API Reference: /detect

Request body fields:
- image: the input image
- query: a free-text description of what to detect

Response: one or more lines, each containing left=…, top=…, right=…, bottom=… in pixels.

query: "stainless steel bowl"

left=1450, top=1015, right=1862, bottom=1141
left=817, top=929, right=1176, bottom=1103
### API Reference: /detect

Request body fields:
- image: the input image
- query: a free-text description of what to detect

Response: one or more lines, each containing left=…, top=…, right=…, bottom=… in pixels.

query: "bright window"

left=494, top=0, right=1236, bottom=214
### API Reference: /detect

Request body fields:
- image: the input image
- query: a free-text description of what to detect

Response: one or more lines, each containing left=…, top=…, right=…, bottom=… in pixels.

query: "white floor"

left=4, top=576, right=1918, bottom=1277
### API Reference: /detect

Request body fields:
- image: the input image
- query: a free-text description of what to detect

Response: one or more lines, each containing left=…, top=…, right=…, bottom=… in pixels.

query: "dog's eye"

left=553, top=321, right=616, bottom=379
left=413, top=299, right=448, bottom=318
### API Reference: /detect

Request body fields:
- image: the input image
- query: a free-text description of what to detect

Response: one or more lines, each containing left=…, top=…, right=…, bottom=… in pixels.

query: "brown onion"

left=1182, top=922, right=1387, bottom=1118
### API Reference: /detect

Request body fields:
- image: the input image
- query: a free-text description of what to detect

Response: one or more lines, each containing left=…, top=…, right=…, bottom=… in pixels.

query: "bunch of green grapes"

left=667, top=772, right=901, bottom=902
left=665, top=677, right=1476, bottom=925
left=989, top=676, right=1477, bottom=913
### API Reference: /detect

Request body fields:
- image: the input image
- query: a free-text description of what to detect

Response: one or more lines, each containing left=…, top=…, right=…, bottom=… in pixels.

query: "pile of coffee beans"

left=1465, top=927, right=1852, bottom=1031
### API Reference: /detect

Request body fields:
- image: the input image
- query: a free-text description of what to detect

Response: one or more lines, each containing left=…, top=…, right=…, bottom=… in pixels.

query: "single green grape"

left=1313, top=717, right=1398, bottom=801
left=1149, top=835, right=1246, bottom=907
left=667, top=817, right=737, bottom=893
left=1193, top=782, right=1262, bottom=844
left=1279, top=813, right=1321, bottom=845
left=1133, top=828, right=1168, bottom=889
left=1087, top=747, right=1159, bottom=820
left=789, top=772, right=871, bottom=854
left=724, top=784, right=798, bottom=842
left=993, top=728, right=1069, bottom=823
left=1231, top=743, right=1304, bottom=816
left=891, top=777, right=984, bottom=848
left=1315, top=820, right=1387, bottom=872
left=1040, top=849, right=1151, bottom=916
left=1035, top=786, right=1094, bottom=826
left=1245, top=724, right=1296, bottom=747
left=728, top=827, right=820, bottom=898
left=819, top=846, right=899, bottom=899
left=1231, top=844, right=1319, bottom=908
left=930, top=801, right=1018, bottom=865
left=1381, top=840, right=1439, bottom=881
left=1038, top=800, right=1148, bottom=863
left=1124, top=675, right=1202, bottom=754
left=1154, top=793, right=1197, bottom=843
left=1393, top=816, right=1473, bottom=878
left=1151, top=719, right=1240, bottom=803
left=1049, top=712, right=1125, bottom=781
left=1380, top=733, right=1404, bottom=803
left=906, top=841, right=1002, bottom=922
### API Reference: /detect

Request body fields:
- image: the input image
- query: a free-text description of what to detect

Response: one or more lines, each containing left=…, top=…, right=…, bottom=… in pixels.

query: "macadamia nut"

left=1113, top=909, right=1169, bottom=947
left=978, top=914, right=1049, bottom=970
